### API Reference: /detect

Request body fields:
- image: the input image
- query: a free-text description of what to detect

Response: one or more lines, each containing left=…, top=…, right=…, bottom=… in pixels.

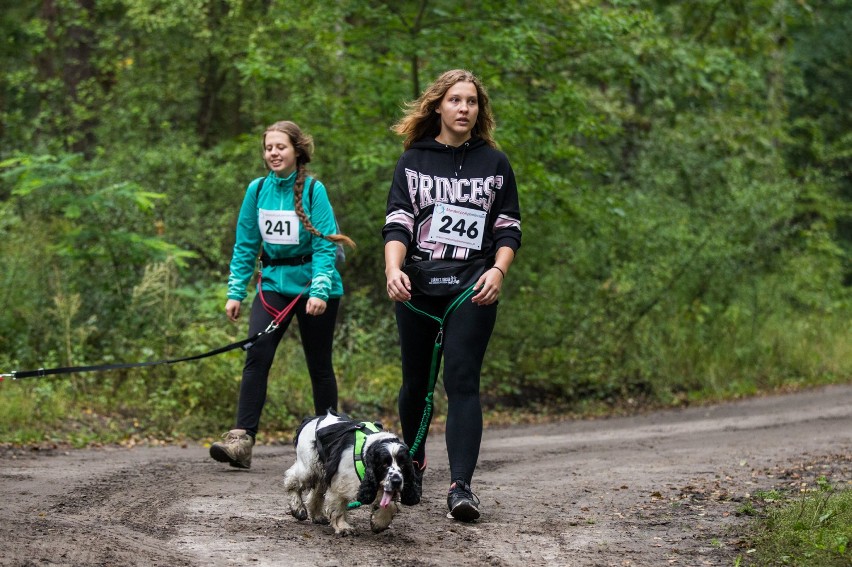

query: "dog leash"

left=256, top=260, right=310, bottom=328
left=346, top=286, right=476, bottom=511
left=402, top=284, right=478, bottom=457
left=0, top=331, right=267, bottom=381
left=1, top=276, right=309, bottom=382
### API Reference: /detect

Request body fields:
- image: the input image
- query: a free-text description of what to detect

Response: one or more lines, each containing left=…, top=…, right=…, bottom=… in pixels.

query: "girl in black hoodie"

left=383, top=69, right=522, bottom=522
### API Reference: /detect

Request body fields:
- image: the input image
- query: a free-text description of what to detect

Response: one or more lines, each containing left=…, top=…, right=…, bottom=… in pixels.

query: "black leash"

left=2, top=266, right=311, bottom=382
left=0, top=332, right=267, bottom=382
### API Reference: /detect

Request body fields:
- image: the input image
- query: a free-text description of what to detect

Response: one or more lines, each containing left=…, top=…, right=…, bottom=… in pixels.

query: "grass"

left=740, top=478, right=852, bottom=566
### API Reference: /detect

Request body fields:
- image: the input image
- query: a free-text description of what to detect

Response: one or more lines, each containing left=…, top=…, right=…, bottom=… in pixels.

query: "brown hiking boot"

left=210, top=429, right=254, bottom=469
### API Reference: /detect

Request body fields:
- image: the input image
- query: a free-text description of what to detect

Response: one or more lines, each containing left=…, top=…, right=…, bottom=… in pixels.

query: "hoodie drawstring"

left=451, top=142, right=469, bottom=177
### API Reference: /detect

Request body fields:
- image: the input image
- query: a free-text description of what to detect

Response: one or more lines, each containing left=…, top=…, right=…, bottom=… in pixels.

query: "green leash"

left=403, top=284, right=478, bottom=458
left=346, top=284, right=477, bottom=511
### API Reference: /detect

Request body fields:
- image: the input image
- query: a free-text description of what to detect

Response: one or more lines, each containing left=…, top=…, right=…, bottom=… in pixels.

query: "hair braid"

left=263, top=120, right=356, bottom=251
left=293, top=163, right=356, bottom=249
left=293, top=164, right=323, bottom=239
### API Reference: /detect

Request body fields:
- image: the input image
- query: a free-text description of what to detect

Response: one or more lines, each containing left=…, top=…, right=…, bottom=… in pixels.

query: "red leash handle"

left=256, top=266, right=310, bottom=329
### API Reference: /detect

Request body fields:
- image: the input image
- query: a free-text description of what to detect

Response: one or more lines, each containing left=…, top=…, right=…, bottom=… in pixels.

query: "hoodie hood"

left=382, top=134, right=522, bottom=263
left=410, top=137, right=489, bottom=178
left=409, top=136, right=488, bottom=151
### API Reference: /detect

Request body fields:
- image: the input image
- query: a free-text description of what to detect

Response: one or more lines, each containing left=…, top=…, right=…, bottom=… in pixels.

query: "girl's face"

left=436, top=81, right=479, bottom=144
left=264, top=131, right=297, bottom=176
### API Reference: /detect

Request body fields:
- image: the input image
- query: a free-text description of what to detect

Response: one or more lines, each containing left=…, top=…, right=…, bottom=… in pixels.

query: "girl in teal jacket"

left=211, top=121, right=355, bottom=470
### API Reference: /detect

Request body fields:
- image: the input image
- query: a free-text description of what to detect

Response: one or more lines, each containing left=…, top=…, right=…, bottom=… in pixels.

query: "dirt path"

left=1, top=384, right=850, bottom=567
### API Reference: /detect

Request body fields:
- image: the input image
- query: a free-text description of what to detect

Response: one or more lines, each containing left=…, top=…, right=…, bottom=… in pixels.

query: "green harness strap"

left=353, top=421, right=381, bottom=481
left=346, top=421, right=382, bottom=511
left=403, top=285, right=478, bottom=458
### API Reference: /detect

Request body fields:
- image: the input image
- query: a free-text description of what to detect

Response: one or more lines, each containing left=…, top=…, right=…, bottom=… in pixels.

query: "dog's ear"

left=356, top=465, right=379, bottom=506
left=356, top=446, right=381, bottom=505
left=399, top=449, right=420, bottom=506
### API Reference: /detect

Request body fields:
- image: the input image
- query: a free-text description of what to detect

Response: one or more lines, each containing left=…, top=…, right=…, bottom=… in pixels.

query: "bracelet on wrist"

left=491, top=265, right=506, bottom=278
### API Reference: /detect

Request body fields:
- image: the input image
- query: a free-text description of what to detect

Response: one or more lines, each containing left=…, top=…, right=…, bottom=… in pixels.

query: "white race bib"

left=258, top=209, right=300, bottom=245
left=427, top=203, right=487, bottom=250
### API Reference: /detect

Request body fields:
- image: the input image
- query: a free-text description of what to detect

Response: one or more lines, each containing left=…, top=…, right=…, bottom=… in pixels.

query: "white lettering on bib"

left=259, top=209, right=300, bottom=245
left=427, top=203, right=486, bottom=250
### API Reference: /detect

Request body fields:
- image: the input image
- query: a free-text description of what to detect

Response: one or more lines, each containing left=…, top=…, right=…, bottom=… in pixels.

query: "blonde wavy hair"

left=263, top=121, right=355, bottom=250
left=392, top=69, right=497, bottom=150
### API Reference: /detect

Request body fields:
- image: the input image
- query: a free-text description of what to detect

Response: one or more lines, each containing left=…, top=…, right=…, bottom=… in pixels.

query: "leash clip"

left=264, top=320, right=279, bottom=334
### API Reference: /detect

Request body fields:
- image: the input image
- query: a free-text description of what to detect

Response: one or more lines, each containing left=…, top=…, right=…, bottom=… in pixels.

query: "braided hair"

left=263, top=121, right=356, bottom=250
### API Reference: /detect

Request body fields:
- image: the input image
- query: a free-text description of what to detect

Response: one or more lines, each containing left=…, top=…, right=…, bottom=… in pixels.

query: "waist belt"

left=261, top=254, right=312, bottom=266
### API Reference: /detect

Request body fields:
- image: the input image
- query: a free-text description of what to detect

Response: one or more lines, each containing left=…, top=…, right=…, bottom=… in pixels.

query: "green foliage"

left=744, top=479, right=852, bottom=566
left=0, top=0, right=849, bottom=443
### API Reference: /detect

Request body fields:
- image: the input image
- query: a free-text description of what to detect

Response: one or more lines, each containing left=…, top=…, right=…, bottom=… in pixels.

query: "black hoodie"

left=382, top=137, right=522, bottom=264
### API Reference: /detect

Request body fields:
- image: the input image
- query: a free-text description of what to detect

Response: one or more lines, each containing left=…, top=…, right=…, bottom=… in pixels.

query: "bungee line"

left=347, top=284, right=477, bottom=511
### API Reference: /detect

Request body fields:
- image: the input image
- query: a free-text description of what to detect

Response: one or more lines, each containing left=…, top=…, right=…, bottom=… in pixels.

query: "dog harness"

left=353, top=421, right=382, bottom=481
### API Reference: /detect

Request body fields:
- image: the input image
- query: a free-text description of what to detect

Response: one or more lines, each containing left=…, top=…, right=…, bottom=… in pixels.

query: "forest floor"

left=1, top=383, right=850, bottom=567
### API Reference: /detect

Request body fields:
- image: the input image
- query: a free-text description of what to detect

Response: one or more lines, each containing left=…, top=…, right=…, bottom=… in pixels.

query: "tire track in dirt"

left=2, top=453, right=197, bottom=566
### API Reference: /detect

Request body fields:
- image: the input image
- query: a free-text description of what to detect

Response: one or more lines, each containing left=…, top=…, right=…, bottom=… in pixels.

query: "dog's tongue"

left=380, top=490, right=393, bottom=509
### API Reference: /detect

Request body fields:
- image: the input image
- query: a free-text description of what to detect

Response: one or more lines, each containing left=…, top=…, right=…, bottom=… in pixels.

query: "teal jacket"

left=227, top=171, right=344, bottom=302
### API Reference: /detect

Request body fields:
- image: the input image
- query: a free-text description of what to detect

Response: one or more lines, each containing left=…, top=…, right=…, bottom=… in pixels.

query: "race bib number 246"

left=427, top=203, right=487, bottom=250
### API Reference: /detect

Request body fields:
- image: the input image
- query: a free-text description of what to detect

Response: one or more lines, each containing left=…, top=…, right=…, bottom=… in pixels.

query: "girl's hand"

left=306, top=297, right=327, bottom=316
left=386, top=267, right=412, bottom=302
left=225, top=299, right=242, bottom=322
left=471, top=267, right=504, bottom=306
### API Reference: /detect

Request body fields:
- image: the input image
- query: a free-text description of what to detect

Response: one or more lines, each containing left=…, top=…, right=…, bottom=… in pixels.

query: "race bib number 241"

left=258, top=209, right=300, bottom=245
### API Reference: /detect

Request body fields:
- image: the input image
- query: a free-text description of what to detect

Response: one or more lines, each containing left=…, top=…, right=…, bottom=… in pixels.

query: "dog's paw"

left=400, top=492, right=420, bottom=506
left=289, top=507, right=308, bottom=522
left=370, top=520, right=391, bottom=533
left=334, top=526, right=356, bottom=537
left=370, top=507, right=396, bottom=533
left=311, top=516, right=330, bottom=525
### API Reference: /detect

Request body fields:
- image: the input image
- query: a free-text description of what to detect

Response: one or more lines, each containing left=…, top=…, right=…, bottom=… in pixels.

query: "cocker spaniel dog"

left=283, top=409, right=419, bottom=536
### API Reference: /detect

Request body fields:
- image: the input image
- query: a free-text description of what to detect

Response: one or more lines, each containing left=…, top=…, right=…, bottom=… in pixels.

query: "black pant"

left=395, top=295, right=497, bottom=485
left=235, top=292, right=340, bottom=437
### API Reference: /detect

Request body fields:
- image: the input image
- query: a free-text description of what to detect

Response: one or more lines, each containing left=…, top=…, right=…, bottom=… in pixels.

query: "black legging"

left=235, top=292, right=340, bottom=437
left=395, top=296, right=497, bottom=485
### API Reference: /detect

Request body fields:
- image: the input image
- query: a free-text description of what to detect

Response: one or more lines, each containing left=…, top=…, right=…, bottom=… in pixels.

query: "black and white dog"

left=283, top=410, right=419, bottom=535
